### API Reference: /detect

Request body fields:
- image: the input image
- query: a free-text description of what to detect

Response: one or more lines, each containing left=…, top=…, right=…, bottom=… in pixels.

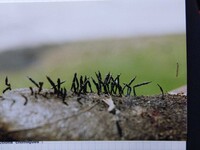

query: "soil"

left=0, top=88, right=187, bottom=141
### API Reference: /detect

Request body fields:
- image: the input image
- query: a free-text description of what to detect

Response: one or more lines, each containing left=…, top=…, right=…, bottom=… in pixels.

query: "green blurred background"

left=0, top=34, right=186, bottom=96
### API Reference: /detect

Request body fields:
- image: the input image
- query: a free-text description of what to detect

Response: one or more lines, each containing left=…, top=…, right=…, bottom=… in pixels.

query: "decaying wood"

left=0, top=88, right=187, bottom=141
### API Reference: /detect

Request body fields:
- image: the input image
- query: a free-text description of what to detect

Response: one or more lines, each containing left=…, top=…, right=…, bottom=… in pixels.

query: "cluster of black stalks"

left=1, top=71, right=165, bottom=104
left=71, top=71, right=153, bottom=97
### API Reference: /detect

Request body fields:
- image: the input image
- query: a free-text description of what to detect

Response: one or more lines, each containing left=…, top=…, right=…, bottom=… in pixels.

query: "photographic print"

left=0, top=0, right=186, bottom=143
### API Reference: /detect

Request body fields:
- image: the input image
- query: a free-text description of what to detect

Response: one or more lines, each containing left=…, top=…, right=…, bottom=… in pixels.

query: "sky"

left=0, top=0, right=186, bottom=51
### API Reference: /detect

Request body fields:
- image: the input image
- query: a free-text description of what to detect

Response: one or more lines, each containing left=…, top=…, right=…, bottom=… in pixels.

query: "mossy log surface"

left=0, top=88, right=187, bottom=141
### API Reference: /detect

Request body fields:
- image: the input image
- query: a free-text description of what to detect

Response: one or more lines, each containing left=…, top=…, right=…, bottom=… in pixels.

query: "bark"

left=0, top=88, right=187, bottom=141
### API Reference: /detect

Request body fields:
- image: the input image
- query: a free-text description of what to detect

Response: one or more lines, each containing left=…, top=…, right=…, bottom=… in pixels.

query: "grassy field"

left=0, top=34, right=187, bottom=95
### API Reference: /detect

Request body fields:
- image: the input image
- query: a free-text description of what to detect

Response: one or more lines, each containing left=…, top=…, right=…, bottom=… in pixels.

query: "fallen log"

left=0, top=88, right=187, bottom=141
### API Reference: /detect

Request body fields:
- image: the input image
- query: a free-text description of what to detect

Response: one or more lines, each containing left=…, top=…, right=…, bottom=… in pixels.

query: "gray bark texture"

left=0, top=88, right=186, bottom=141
